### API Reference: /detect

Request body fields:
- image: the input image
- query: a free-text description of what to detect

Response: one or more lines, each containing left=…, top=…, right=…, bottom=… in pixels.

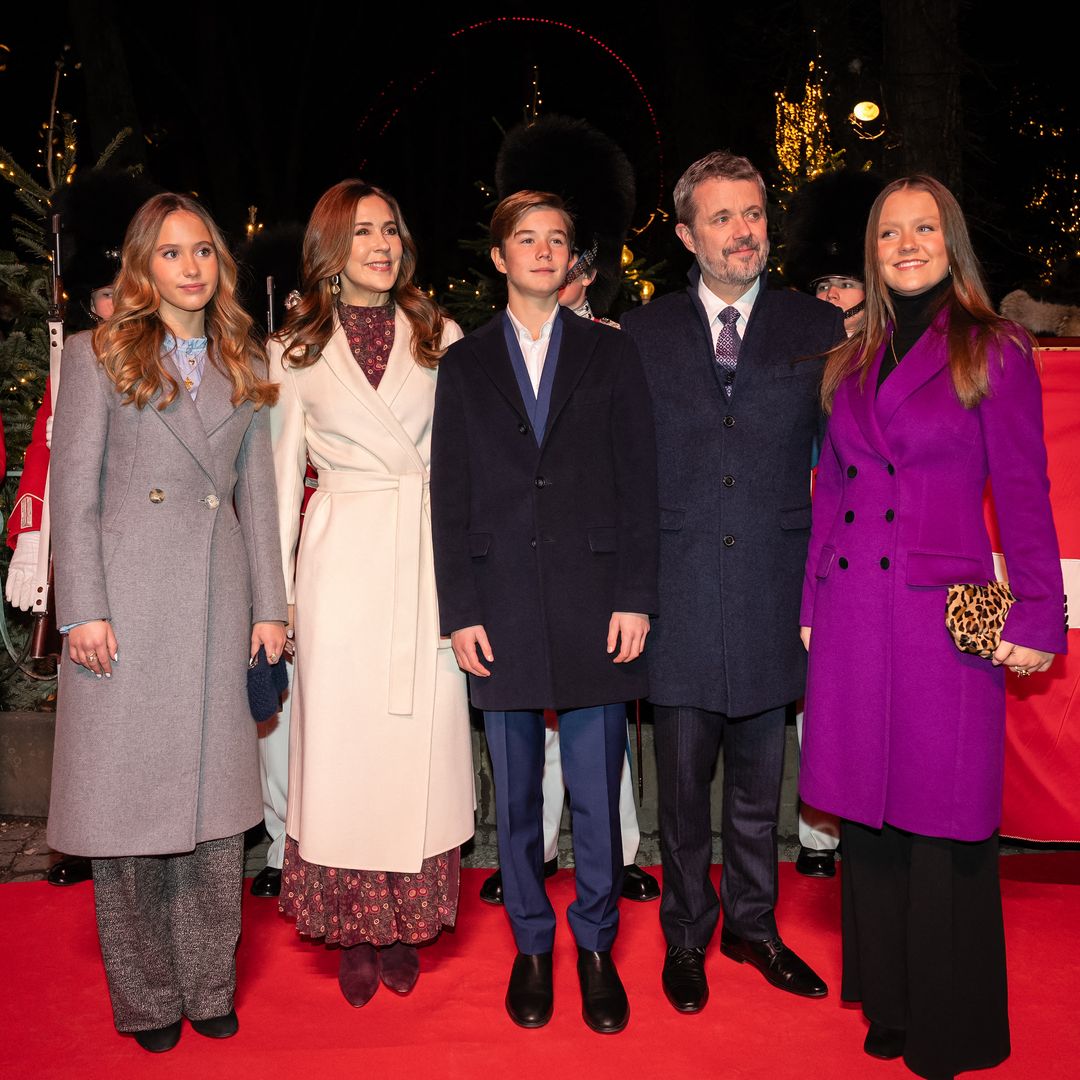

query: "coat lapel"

left=194, top=351, right=237, bottom=437
left=151, top=381, right=219, bottom=485
left=875, top=314, right=951, bottom=434
left=540, top=307, right=596, bottom=451
left=845, top=340, right=893, bottom=462
left=473, top=316, right=531, bottom=425
left=322, top=322, right=427, bottom=473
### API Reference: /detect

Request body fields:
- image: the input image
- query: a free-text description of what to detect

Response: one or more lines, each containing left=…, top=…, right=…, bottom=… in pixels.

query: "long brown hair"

left=92, top=193, right=277, bottom=410
left=274, top=180, right=446, bottom=370
left=820, top=175, right=1029, bottom=412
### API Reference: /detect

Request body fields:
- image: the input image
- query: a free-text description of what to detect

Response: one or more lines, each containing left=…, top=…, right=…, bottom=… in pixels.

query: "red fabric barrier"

left=985, top=344, right=1080, bottom=841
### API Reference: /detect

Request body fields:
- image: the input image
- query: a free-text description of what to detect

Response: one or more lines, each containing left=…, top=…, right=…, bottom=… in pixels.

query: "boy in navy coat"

left=431, top=191, right=658, bottom=1033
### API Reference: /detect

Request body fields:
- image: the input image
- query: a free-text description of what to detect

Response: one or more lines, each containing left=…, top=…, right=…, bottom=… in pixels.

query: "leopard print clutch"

left=945, top=581, right=1016, bottom=658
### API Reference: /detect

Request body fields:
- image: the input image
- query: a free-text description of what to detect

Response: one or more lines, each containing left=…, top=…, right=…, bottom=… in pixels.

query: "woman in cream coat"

left=269, top=180, right=473, bottom=1007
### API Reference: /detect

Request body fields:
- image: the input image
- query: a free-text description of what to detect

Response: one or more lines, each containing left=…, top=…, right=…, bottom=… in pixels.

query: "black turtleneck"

left=877, top=274, right=953, bottom=392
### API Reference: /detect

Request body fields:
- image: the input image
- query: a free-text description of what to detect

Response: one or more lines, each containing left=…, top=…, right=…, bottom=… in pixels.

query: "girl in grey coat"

left=48, top=193, right=288, bottom=1053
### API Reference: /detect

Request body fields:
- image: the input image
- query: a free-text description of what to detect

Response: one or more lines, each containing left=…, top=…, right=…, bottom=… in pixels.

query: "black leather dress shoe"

left=506, top=951, right=554, bottom=1028
left=795, top=846, right=837, bottom=878
left=662, top=945, right=709, bottom=1012
left=133, top=1019, right=182, bottom=1053
left=577, top=948, right=629, bottom=1034
left=719, top=928, right=828, bottom=997
left=620, top=864, right=660, bottom=902
left=189, top=1009, right=239, bottom=1039
left=480, top=858, right=559, bottom=906
left=864, top=1021, right=906, bottom=1059
left=46, top=854, right=92, bottom=886
left=250, top=865, right=282, bottom=897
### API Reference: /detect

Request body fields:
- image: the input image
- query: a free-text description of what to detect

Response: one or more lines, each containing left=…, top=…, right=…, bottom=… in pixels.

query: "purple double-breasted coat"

left=800, top=313, right=1066, bottom=841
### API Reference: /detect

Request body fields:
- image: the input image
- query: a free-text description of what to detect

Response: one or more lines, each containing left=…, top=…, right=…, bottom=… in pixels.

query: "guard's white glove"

left=5, top=531, right=41, bottom=611
left=45, top=416, right=52, bottom=450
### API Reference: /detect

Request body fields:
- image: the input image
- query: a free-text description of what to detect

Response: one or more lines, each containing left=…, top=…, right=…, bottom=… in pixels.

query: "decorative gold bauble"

left=639, top=280, right=655, bottom=302
left=620, top=245, right=634, bottom=268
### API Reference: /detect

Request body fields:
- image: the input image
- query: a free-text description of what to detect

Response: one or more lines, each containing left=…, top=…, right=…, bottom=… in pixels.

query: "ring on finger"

left=1014, top=667, right=1030, bottom=678
left=87, top=651, right=97, bottom=663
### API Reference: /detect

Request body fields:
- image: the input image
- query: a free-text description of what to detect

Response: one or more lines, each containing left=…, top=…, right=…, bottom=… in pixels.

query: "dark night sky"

left=2, top=4, right=1076, bottom=303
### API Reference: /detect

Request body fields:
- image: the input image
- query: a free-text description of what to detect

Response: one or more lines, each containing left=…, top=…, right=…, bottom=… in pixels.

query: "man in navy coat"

left=622, top=151, right=844, bottom=1012
left=431, top=191, right=659, bottom=1034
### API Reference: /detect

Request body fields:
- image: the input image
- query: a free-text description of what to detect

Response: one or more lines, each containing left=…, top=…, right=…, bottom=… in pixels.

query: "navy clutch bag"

left=247, top=645, right=288, bottom=722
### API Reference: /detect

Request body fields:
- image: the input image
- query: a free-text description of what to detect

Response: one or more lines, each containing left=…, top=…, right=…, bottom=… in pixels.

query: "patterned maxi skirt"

left=279, top=836, right=460, bottom=948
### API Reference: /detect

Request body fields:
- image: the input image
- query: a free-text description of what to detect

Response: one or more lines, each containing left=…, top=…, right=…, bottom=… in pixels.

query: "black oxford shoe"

left=719, top=928, right=828, bottom=998
left=480, top=859, right=558, bottom=906
left=795, top=846, right=837, bottom=878
left=620, top=864, right=660, bottom=902
left=46, top=854, right=92, bottom=886
left=577, top=948, right=629, bottom=1034
left=133, top=1019, right=182, bottom=1053
left=864, top=1021, right=906, bottom=1059
left=189, top=1009, right=239, bottom=1039
left=662, top=945, right=709, bottom=1012
left=250, top=865, right=282, bottom=897
left=506, top=951, right=554, bottom=1028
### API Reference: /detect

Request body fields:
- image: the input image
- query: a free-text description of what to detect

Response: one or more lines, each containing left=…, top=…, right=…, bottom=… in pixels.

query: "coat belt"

left=317, top=469, right=426, bottom=716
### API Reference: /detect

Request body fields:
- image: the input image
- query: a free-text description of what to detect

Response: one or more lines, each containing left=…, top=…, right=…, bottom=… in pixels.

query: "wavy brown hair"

left=92, top=193, right=276, bottom=410
left=820, top=175, right=1030, bottom=412
left=274, top=180, right=446, bottom=370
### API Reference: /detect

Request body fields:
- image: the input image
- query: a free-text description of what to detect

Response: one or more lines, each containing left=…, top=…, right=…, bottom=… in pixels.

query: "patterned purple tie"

left=714, top=306, right=741, bottom=399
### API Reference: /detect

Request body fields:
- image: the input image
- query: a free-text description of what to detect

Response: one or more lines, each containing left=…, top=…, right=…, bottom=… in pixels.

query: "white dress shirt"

left=506, top=305, right=559, bottom=397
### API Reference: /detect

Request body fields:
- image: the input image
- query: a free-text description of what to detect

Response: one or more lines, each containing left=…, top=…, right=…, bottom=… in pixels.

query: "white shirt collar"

left=697, top=275, right=761, bottom=332
left=506, top=304, right=558, bottom=344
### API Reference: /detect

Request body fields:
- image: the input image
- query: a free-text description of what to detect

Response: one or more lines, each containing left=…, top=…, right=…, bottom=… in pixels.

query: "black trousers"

left=653, top=704, right=786, bottom=945
left=91, top=833, right=244, bottom=1032
left=841, top=820, right=1009, bottom=1079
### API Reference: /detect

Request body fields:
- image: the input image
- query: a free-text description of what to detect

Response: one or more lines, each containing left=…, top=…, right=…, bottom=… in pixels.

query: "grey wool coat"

left=46, top=331, right=288, bottom=857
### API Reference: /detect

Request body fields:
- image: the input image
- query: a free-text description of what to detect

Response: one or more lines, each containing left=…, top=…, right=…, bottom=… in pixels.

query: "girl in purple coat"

left=800, top=176, right=1066, bottom=1079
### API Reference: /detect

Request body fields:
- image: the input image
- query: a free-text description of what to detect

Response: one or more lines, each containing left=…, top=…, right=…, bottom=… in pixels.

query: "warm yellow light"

left=620, top=245, right=634, bottom=269
left=853, top=101, right=880, bottom=122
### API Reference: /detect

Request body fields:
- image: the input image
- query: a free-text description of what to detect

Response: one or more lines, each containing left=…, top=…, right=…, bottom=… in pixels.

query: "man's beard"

left=702, top=236, right=768, bottom=288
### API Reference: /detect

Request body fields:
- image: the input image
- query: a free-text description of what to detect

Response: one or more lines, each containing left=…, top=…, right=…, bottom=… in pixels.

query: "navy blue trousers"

left=484, top=705, right=626, bottom=954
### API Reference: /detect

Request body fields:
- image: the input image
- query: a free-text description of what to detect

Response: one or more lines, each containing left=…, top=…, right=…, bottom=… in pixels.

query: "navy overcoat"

left=622, top=272, right=843, bottom=717
left=430, top=308, right=659, bottom=711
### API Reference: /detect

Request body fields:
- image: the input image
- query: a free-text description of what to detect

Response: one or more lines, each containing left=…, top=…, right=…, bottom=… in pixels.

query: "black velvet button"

left=722, top=475, right=735, bottom=488
left=838, top=557, right=849, bottom=569
left=847, top=465, right=858, bottom=478
left=529, top=538, right=537, bottom=548
left=880, top=557, right=890, bottom=569
left=723, top=415, right=735, bottom=428
left=885, top=509, right=895, bottom=522
left=887, top=464, right=895, bottom=475
left=535, top=477, right=546, bottom=488
left=723, top=535, right=735, bottom=547
left=844, top=511, right=855, bottom=523
left=518, top=422, right=529, bottom=435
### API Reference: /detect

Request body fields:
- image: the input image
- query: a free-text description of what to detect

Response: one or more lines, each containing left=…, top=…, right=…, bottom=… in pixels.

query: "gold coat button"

left=204, top=494, right=220, bottom=509
left=149, top=488, right=165, bottom=504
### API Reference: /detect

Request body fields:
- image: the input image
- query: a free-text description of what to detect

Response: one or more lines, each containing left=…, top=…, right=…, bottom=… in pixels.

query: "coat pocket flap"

left=588, top=526, right=618, bottom=553
left=815, top=545, right=836, bottom=579
left=659, top=508, right=685, bottom=531
left=468, top=532, right=492, bottom=557
left=906, top=550, right=988, bottom=587
left=780, top=504, right=813, bottom=530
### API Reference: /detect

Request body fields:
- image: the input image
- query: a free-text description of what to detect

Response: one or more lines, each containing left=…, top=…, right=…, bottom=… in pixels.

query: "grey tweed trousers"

left=91, top=833, right=244, bottom=1032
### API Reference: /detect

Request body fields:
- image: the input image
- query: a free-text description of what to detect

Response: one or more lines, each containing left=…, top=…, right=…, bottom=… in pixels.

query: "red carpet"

left=3, top=859, right=1079, bottom=1079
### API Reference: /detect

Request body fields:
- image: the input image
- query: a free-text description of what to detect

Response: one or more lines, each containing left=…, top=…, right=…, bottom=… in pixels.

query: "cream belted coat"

left=268, top=312, right=474, bottom=873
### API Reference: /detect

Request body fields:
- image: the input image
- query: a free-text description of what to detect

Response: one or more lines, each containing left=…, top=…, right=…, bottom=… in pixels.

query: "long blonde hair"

left=820, top=175, right=1030, bottom=412
left=275, top=179, right=446, bottom=370
left=92, top=193, right=278, bottom=410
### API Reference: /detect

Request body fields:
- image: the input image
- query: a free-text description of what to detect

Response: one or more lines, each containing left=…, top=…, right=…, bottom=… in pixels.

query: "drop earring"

left=330, top=273, right=341, bottom=295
